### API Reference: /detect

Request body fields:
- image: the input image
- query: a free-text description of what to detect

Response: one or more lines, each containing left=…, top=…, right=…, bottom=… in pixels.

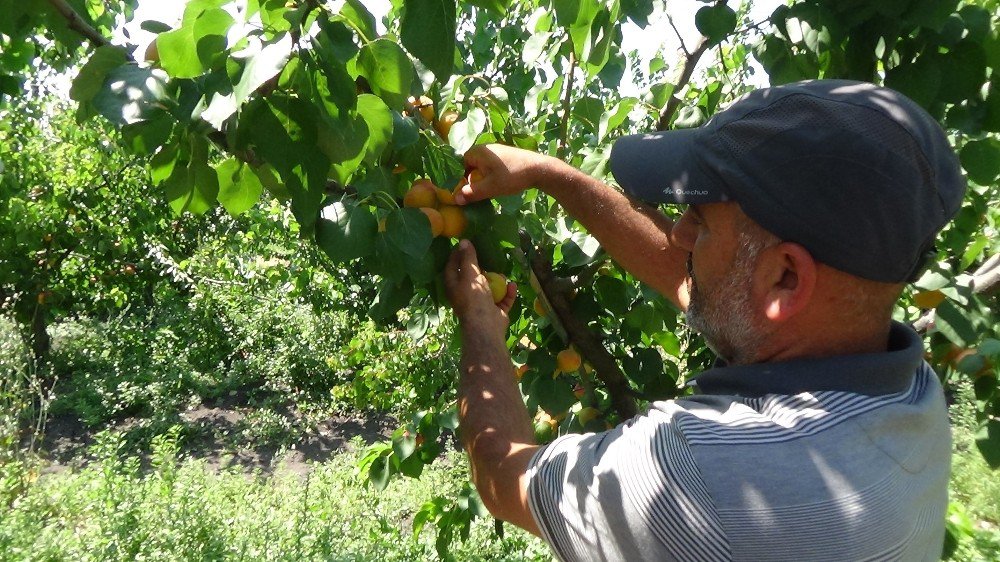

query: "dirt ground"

left=35, top=400, right=398, bottom=477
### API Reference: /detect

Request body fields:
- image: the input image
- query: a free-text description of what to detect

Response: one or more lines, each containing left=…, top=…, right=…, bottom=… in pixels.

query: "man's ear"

left=758, top=242, right=817, bottom=322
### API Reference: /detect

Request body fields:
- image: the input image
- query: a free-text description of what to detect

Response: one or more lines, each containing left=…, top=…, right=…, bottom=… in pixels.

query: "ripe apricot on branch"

left=144, top=39, right=160, bottom=64
left=403, top=180, right=438, bottom=208
left=484, top=272, right=508, bottom=304
left=435, top=109, right=459, bottom=138
left=407, top=95, right=435, bottom=123
left=438, top=205, right=467, bottom=238
left=419, top=207, right=444, bottom=237
left=435, top=187, right=455, bottom=205
left=557, top=347, right=582, bottom=373
left=515, top=364, right=529, bottom=380
left=533, top=297, right=546, bottom=317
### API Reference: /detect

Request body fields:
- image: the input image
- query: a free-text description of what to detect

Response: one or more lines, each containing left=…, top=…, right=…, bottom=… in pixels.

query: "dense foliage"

left=1, top=0, right=998, bottom=558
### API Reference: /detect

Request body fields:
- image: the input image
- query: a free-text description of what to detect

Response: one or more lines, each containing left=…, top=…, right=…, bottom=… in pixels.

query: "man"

left=443, top=80, right=964, bottom=561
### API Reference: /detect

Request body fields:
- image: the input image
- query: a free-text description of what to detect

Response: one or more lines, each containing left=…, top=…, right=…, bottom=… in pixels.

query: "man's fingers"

left=498, top=282, right=517, bottom=315
left=455, top=239, right=481, bottom=278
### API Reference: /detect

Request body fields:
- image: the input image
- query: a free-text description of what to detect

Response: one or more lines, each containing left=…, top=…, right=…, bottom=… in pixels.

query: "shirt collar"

left=687, top=321, right=924, bottom=397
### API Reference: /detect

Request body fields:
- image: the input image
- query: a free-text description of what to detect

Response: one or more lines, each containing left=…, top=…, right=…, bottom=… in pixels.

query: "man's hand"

left=445, top=239, right=516, bottom=339
left=455, top=144, right=562, bottom=205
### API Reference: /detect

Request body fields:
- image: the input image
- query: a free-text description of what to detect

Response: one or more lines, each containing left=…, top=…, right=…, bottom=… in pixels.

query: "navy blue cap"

left=609, top=80, right=966, bottom=283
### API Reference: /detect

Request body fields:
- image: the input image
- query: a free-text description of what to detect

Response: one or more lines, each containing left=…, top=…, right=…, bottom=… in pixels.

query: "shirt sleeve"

left=525, top=410, right=732, bottom=562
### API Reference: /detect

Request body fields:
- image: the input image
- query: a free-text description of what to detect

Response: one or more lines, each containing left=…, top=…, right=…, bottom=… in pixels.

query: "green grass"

left=946, top=381, right=1000, bottom=561
left=0, top=431, right=550, bottom=561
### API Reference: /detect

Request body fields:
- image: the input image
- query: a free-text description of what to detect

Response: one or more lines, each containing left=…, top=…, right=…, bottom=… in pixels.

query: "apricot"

left=403, top=179, right=438, bottom=208
left=435, top=187, right=455, bottom=205
left=438, top=205, right=467, bottom=238
left=484, top=272, right=508, bottom=304
left=557, top=347, right=582, bottom=373
left=435, top=109, right=459, bottom=138
left=419, top=207, right=444, bottom=237
left=407, top=95, right=435, bottom=123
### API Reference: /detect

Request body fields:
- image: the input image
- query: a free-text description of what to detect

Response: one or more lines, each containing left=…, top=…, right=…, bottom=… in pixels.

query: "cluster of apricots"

left=407, top=95, right=459, bottom=139
left=399, top=173, right=507, bottom=304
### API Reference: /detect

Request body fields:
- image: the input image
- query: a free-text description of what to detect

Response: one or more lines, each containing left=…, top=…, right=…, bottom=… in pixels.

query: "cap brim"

left=609, top=129, right=728, bottom=205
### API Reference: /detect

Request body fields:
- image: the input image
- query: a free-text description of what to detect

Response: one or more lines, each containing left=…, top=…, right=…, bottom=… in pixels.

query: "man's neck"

left=751, top=320, right=893, bottom=365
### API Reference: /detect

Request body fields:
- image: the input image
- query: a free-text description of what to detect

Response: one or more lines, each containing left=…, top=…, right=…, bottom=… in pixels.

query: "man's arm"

left=445, top=240, right=542, bottom=536
left=459, top=144, right=690, bottom=310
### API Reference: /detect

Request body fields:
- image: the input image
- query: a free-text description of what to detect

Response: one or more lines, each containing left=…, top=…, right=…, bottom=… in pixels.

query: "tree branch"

left=557, top=48, right=576, bottom=161
left=46, top=0, right=112, bottom=47
left=656, top=35, right=711, bottom=130
left=655, top=0, right=738, bottom=131
left=520, top=235, right=639, bottom=419
left=666, top=14, right=690, bottom=57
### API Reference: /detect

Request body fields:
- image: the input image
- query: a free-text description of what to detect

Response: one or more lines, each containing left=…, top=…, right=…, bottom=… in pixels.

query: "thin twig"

left=556, top=48, right=576, bottom=161
left=666, top=14, right=690, bottom=57
left=46, top=0, right=112, bottom=47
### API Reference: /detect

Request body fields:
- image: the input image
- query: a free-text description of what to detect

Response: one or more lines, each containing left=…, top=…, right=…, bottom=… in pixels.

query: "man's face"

left=671, top=203, right=769, bottom=365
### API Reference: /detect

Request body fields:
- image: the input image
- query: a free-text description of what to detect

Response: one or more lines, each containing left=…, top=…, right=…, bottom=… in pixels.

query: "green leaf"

left=393, top=432, right=417, bottom=461
left=523, top=31, right=552, bottom=66
left=340, top=0, right=378, bottom=41
left=157, top=7, right=234, bottom=79
left=233, top=35, right=293, bottom=110
left=528, top=374, right=577, bottom=416
left=150, top=143, right=180, bottom=185
left=121, top=112, right=174, bottom=155
left=599, top=97, right=637, bottom=142
left=560, top=231, right=601, bottom=267
left=695, top=4, right=737, bottom=47
left=91, top=64, right=169, bottom=125
left=884, top=55, right=942, bottom=109
left=938, top=42, right=988, bottom=104
left=465, top=0, right=510, bottom=16
left=369, top=277, right=414, bottom=323
left=401, top=0, right=457, bottom=82
left=674, top=105, right=707, bottom=129
left=595, top=276, right=632, bottom=316
left=975, top=419, right=1000, bottom=469
left=357, top=94, right=393, bottom=164
left=622, top=347, right=674, bottom=398
left=959, top=138, right=1000, bottom=185
left=621, top=0, right=654, bottom=27
left=215, top=158, right=263, bottom=216
left=553, top=0, right=600, bottom=58
left=69, top=45, right=128, bottom=102
left=392, top=111, right=420, bottom=149
left=386, top=207, right=433, bottom=258
left=368, top=455, right=393, bottom=490
left=422, top=142, right=465, bottom=190
left=239, top=97, right=330, bottom=231
left=315, top=200, right=378, bottom=263
left=357, top=39, right=415, bottom=111
left=934, top=299, right=978, bottom=348
left=318, top=112, right=369, bottom=185
left=140, top=20, right=173, bottom=34
left=448, top=106, right=487, bottom=154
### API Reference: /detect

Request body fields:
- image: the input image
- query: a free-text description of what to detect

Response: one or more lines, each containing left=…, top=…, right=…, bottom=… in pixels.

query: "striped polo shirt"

left=526, top=322, right=950, bottom=561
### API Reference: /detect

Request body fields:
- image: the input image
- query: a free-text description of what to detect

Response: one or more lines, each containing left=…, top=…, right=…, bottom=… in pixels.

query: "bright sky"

left=118, top=0, right=783, bottom=96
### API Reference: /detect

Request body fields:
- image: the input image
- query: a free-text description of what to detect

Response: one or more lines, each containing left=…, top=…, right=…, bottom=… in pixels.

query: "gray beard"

left=685, top=254, right=764, bottom=366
